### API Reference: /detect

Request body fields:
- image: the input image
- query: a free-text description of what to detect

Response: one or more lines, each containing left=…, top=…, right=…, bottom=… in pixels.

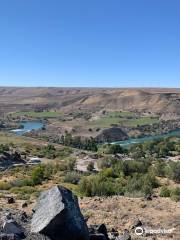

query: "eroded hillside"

left=0, top=87, right=180, bottom=116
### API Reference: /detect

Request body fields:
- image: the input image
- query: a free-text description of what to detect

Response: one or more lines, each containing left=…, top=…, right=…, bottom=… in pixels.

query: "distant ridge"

left=0, top=87, right=179, bottom=116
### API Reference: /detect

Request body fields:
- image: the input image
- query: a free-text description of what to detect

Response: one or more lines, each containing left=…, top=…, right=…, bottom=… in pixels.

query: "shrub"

left=10, top=186, right=36, bottom=195
left=0, top=181, right=12, bottom=190
left=57, top=147, right=73, bottom=158
left=64, top=172, right=81, bottom=184
left=31, top=165, right=46, bottom=185
left=101, top=168, right=117, bottom=178
left=40, top=145, right=56, bottom=159
left=124, top=191, right=144, bottom=198
left=114, top=160, right=150, bottom=177
left=107, top=144, right=124, bottom=154
left=0, top=144, right=9, bottom=154
left=125, top=173, right=158, bottom=196
left=160, top=186, right=171, bottom=197
left=142, top=184, right=153, bottom=196
left=166, top=162, right=180, bottom=183
left=153, top=161, right=166, bottom=177
left=10, top=186, right=39, bottom=200
left=98, top=144, right=124, bottom=155
left=97, top=157, right=112, bottom=169
left=10, top=179, right=33, bottom=188
left=170, top=187, right=180, bottom=202
left=79, top=175, right=116, bottom=197
left=66, top=158, right=76, bottom=171
left=142, top=173, right=159, bottom=188
left=57, top=162, right=69, bottom=171
left=43, top=164, right=55, bottom=179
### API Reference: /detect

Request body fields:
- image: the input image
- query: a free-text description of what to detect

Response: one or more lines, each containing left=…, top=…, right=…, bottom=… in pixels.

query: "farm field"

left=10, top=111, right=61, bottom=118
left=88, top=111, right=159, bottom=128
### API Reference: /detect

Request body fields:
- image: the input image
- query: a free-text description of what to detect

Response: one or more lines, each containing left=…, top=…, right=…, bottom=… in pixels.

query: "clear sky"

left=0, top=0, right=180, bottom=88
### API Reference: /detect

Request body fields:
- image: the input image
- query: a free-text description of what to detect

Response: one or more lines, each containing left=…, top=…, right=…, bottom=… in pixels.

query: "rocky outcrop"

left=31, top=186, right=89, bottom=240
left=95, top=127, right=129, bottom=143
left=0, top=152, right=25, bottom=171
left=0, top=186, right=131, bottom=240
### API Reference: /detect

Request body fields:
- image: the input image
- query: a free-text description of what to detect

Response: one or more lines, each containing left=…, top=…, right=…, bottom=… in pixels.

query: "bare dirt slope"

left=0, top=195, right=179, bottom=239
left=80, top=196, right=180, bottom=239
left=0, top=87, right=180, bottom=115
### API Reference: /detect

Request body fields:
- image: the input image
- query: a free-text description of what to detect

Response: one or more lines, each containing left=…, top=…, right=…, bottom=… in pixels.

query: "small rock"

left=89, top=224, right=109, bottom=240
left=140, top=203, right=147, bottom=208
left=90, top=234, right=107, bottom=240
left=96, top=224, right=109, bottom=240
left=7, top=198, right=15, bottom=204
left=118, top=234, right=131, bottom=240
left=144, top=194, right=152, bottom=201
left=2, top=220, right=25, bottom=238
left=0, top=234, right=21, bottom=240
left=21, top=203, right=28, bottom=208
left=153, top=195, right=158, bottom=198
left=4, top=213, right=13, bottom=220
left=118, top=230, right=131, bottom=240
left=131, top=219, right=142, bottom=229
left=110, top=228, right=119, bottom=237
left=20, top=212, right=28, bottom=222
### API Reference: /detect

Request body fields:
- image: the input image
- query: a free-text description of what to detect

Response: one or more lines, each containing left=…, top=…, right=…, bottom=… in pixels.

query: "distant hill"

left=0, top=87, right=180, bottom=116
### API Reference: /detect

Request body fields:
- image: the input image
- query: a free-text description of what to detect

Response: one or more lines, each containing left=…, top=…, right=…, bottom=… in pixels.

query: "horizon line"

left=0, top=85, right=180, bottom=89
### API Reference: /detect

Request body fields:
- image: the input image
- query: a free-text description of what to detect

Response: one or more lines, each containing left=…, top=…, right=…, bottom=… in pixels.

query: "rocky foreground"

left=0, top=186, right=125, bottom=240
left=0, top=186, right=179, bottom=240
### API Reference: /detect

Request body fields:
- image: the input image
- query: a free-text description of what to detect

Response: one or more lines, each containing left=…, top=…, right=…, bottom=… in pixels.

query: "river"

left=113, top=129, right=180, bottom=147
left=11, top=121, right=180, bottom=145
left=11, top=121, right=44, bottom=136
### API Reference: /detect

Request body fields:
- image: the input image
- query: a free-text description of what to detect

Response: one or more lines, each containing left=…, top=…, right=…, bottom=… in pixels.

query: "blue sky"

left=0, top=0, right=180, bottom=87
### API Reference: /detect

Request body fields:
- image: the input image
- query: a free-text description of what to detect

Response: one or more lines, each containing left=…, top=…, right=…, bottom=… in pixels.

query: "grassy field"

left=88, top=111, right=159, bottom=128
left=11, top=111, right=61, bottom=118
left=0, top=132, right=27, bottom=145
left=127, top=116, right=159, bottom=127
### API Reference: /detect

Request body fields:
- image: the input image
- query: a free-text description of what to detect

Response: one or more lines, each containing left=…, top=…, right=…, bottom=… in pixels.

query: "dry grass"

left=80, top=196, right=180, bottom=239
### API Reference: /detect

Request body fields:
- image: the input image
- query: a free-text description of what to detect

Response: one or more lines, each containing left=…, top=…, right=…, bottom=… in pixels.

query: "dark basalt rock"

left=2, top=220, right=25, bottom=239
left=131, top=218, right=142, bottom=229
left=109, top=228, right=119, bottom=239
left=89, top=234, right=107, bottom=240
left=89, top=224, right=109, bottom=240
left=31, top=185, right=89, bottom=240
left=21, top=203, right=28, bottom=209
left=95, top=128, right=128, bottom=143
left=144, top=194, right=152, bottom=201
left=7, top=198, right=15, bottom=205
left=96, top=224, right=109, bottom=240
left=0, top=234, right=21, bottom=240
left=0, top=152, right=25, bottom=171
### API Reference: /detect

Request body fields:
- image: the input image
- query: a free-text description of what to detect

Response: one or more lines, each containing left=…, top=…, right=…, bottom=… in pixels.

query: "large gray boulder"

left=31, top=186, right=89, bottom=240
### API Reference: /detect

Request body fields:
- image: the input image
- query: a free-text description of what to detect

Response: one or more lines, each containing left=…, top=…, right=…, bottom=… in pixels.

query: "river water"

left=11, top=121, right=44, bottom=136
left=113, top=129, right=180, bottom=146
